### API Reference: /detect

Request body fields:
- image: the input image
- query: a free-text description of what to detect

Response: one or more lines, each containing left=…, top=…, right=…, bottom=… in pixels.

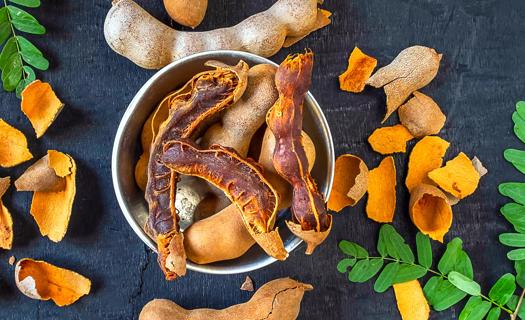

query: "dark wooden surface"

left=0, top=0, right=524, bottom=319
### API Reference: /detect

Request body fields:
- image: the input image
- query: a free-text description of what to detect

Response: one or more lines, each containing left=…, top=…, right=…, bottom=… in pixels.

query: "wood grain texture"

left=0, top=0, right=524, bottom=319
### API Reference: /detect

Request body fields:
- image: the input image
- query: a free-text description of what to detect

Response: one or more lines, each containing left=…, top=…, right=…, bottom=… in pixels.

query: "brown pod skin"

left=267, top=51, right=332, bottom=254
left=145, top=60, right=248, bottom=280
left=183, top=129, right=316, bottom=265
left=139, top=278, right=313, bottom=320
left=161, top=140, right=287, bottom=260
left=163, top=0, right=207, bottom=29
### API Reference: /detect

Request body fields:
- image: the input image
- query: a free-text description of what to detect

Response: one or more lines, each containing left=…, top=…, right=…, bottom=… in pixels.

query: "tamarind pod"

left=161, top=140, right=287, bottom=261
left=267, top=51, right=332, bottom=255
left=163, top=0, right=207, bottom=29
left=184, top=130, right=317, bottom=265
left=139, top=278, right=313, bottom=320
left=145, top=61, right=248, bottom=280
left=104, top=0, right=328, bottom=69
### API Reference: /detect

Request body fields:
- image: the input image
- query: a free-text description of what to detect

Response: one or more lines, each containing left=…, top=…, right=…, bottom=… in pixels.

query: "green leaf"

left=488, top=273, right=516, bottom=305
left=448, top=271, right=481, bottom=296
left=380, top=224, right=415, bottom=262
left=16, top=36, right=48, bottom=70
left=374, top=262, right=399, bottom=293
left=500, top=183, right=525, bottom=205
left=0, top=21, right=11, bottom=45
left=1, top=52, right=22, bottom=91
left=7, top=6, right=45, bottom=35
left=508, top=248, right=525, bottom=261
left=515, top=111, right=525, bottom=127
left=500, top=233, right=525, bottom=247
left=348, top=259, right=384, bottom=283
left=501, top=203, right=525, bottom=233
left=0, top=7, right=8, bottom=23
left=504, top=149, right=525, bottom=175
left=516, top=260, right=525, bottom=288
left=392, top=264, right=427, bottom=283
left=416, top=232, right=432, bottom=268
left=338, top=240, right=368, bottom=258
left=23, top=65, right=35, bottom=81
left=507, top=295, right=525, bottom=319
left=485, top=307, right=501, bottom=320
left=9, top=0, right=41, bottom=8
left=424, top=276, right=467, bottom=311
left=518, top=101, right=525, bottom=119
left=337, top=258, right=356, bottom=273
left=377, top=229, right=387, bottom=257
left=458, top=296, right=491, bottom=320
left=438, top=238, right=473, bottom=278
left=0, top=37, right=17, bottom=70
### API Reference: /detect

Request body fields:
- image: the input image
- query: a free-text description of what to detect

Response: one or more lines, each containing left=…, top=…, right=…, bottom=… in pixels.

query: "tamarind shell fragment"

left=161, top=140, right=287, bottom=261
left=145, top=61, right=248, bottom=280
left=267, top=51, right=332, bottom=254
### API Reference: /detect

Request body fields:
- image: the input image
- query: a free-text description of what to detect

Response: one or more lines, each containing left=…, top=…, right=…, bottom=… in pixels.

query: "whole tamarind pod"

left=161, top=140, right=287, bottom=261
left=145, top=60, right=248, bottom=280
left=139, top=278, right=313, bottom=320
left=104, top=0, right=330, bottom=69
left=267, top=51, right=332, bottom=254
left=163, top=0, right=207, bottom=29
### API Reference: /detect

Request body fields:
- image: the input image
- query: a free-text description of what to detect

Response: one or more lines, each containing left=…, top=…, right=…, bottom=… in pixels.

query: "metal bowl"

left=112, top=50, right=335, bottom=275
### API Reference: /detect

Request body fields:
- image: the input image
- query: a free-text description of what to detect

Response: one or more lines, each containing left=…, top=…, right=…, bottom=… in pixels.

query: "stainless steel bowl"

left=112, top=50, right=335, bottom=274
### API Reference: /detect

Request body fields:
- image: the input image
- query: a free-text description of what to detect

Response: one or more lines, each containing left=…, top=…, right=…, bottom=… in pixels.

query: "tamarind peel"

left=428, top=152, right=481, bottom=200
left=145, top=61, right=248, bottom=280
left=267, top=51, right=332, bottom=255
left=393, top=280, right=430, bottom=320
left=22, top=150, right=77, bottom=242
left=366, top=156, right=396, bottom=223
left=139, top=277, right=313, bottom=320
left=409, top=184, right=452, bottom=242
left=368, top=124, right=414, bottom=155
left=0, top=176, right=13, bottom=250
left=398, top=91, right=446, bottom=137
left=104, top=0, right=330, bottom=69
left=15, top=258, right=91, bottom=307
left=405, top=136, right=450, bottom=191
left=163, top=0, right=207, bottom=29
left=21, top=80, right=65, bottom=138
left=339, top=47, right=377, bottom=93
left=0, top=119, right=32, bottom=168
left=366, top=45, right=442, bottom=123
left=184, top=129, right=316, bottom=265
left=161, top=140, right=287, bottom=260
left=327, top=154, right=369, bottom=212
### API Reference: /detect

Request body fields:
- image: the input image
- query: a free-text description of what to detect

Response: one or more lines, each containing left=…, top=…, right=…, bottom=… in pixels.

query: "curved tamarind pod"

left=139, top=278, right=313, bottom=320
left=146, top=61, right=248, bottom=280
left=163, top=0, right=207, bottom=29
left=184, top=130, right=316, bottom=265
left=267, top=51, right=332, bottom=255
left=104, top=0, right=329, bottom=69
left=161, top=140, right=287, bottom=261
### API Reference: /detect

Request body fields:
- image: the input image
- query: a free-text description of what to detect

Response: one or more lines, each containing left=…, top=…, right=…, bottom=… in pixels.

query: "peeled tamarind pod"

left=184, top=129, right=316, bottom=265
left=161, top=140, right=287, bottom=261
left=267, top=51, right=332, bottom=255
left=139, top=277, right=312, bottom=320
left=145, top=61, right=248, bottom=280
left=104, top=0, right=329, bottom=69
left=163, top=0, right=207, bottom=29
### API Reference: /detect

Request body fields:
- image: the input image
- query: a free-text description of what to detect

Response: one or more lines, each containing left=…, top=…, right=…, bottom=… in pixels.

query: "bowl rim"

left=112, top=50, right=335, bottom=275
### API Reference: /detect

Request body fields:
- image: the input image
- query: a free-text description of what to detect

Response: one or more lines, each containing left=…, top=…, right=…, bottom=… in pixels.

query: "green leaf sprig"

left=0, top=0, right=47, bottom=97
left=338, top=225, right=521, bottom=319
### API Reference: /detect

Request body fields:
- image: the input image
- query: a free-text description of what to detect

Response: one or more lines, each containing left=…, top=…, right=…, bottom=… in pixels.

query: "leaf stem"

left=362, top=256, right=514, bottom=314
left=511, top=288, right=525, bottom=320
left=3, top=0, right=27, bottom=81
